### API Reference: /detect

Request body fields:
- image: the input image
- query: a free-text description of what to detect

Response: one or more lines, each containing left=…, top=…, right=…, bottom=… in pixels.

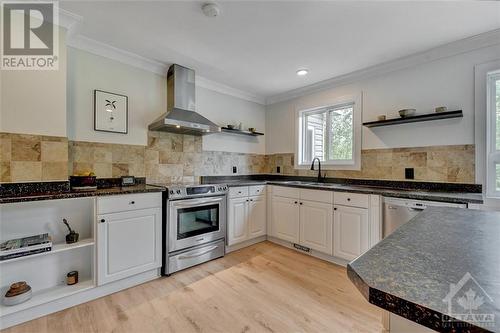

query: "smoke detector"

left=202, top=3, right=221, bottom=17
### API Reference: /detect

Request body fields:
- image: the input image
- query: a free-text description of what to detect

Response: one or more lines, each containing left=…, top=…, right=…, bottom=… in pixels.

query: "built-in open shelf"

left=0, top=279, right=94, bottom=316
left=221, top=127, right=264, bottom=136
left=363, top=110, right=463, bottom=128
left=0, top=238, right=95, bottom=265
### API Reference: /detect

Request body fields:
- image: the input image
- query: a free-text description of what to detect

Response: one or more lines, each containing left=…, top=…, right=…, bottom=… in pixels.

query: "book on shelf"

left=0, top=233, right=52, bottom=260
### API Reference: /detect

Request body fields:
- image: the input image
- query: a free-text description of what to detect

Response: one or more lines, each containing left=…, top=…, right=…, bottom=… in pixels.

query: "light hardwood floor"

left=4, top=241, right=384, bottom=333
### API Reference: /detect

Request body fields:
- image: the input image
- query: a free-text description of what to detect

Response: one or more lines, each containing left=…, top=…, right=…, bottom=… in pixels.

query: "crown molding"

left=266, top=28, right=500, bottom=105
left=196, top=76, right=266, bottom=105
left=59, top=8, right=83, bottom=38
left=66, top=35, right=265, bottom=104
left=67, top=35, right=169, bottom=75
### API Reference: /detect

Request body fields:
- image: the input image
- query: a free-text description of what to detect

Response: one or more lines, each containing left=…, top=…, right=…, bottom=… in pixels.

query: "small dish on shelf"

left=398, top=109, right=416, bottom=118
left=3, top=282, right=32, bottom=306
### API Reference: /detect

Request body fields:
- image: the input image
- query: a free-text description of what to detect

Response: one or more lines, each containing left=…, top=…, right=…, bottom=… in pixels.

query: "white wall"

left=1, top=29, right=67, bottom=137
left=67, top=47, right=166, bottom=146
left=67, top=47, right=266, bottom=153
left=266, top=44, right=500, bottom=154
left=199, top=87, right=266, bottom=154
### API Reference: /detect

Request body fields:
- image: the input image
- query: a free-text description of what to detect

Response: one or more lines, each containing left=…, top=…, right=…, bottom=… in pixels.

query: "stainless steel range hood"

left=148, top=64, right=221, bottom=135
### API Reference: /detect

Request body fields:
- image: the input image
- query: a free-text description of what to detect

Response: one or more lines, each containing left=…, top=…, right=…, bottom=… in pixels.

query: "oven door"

left=168, top=195, right=226, bottom=252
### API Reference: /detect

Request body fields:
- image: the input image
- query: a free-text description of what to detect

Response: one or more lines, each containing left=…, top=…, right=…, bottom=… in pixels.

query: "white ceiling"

left=61, top=1, right=500, bottom=101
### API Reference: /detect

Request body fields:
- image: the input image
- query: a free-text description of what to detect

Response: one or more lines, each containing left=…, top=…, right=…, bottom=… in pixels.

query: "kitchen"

left=1, top=1, right=500, bottom=332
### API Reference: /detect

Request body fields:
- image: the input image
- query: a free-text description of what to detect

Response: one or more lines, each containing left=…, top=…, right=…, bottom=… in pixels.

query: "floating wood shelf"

left=221, top=127, right=264, bottom=136
left=363, top=110, right=463, bottom=128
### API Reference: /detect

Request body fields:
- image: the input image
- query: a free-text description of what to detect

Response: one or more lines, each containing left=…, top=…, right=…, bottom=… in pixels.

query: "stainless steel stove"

left=150, top=183, right=228, bottom=275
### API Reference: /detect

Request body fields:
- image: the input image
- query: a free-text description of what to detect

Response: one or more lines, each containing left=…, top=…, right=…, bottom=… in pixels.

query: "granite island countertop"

left=347, top=207, right=500, bottom=332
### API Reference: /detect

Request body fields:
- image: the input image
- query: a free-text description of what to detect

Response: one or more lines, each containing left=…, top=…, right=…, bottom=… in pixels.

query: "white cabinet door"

left=271, top=196, right=300, bottom=243
left=299, top=200, right=333, bottom=254
left=333, top=205, right=369, bottom=261
left=248, top=195, right=266, bottom=238
left=97, top=207, right=161, bottom=285
left=227, top=197, right=248, bottom=246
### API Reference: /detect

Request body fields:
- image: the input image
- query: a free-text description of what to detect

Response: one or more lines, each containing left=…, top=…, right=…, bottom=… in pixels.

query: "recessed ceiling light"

left=296, top=69, right=308, bottom=76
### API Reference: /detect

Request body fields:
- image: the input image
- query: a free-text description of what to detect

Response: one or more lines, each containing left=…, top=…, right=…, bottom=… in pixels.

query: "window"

left=296, top=96, right=361, bottom=170
left=487, top=71, right=500, bottom=197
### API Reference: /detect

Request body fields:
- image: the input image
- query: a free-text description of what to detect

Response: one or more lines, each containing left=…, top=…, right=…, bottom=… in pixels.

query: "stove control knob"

left=176, top=189, right=181, bottom=194
left=169, top=190, right=174, bottom=195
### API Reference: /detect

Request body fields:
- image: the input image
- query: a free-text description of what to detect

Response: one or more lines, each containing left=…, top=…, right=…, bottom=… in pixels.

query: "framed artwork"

left=94, top=89, right=128, bottom=134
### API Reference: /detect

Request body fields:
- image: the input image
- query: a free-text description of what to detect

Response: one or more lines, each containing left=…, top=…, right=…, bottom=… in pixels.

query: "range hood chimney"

left=148, top=64, right=221, bottom=135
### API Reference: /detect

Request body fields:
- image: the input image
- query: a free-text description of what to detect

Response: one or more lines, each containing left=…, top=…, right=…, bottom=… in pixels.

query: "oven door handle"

left=178, top=246, right=218, bottom=259
left=170, top=197, right=223, bottom=208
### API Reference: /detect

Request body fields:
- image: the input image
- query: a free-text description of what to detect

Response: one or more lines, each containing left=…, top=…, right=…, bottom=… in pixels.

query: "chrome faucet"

left=310, top=157, right=325, bottom=183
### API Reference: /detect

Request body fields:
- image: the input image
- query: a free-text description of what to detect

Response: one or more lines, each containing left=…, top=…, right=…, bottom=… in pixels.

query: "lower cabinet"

left=271, top=196, right=300, bottom=243
left=227, top=197, right=248, bottom=245
left=248, top=195, right=267, bottom=238
left=97, top=195, right=162, bottom=285
left=299, top=200, right=333, bottom=254
left=227, top=192, right=267, bottom=246
left=333, top=205, right=369, bottom=261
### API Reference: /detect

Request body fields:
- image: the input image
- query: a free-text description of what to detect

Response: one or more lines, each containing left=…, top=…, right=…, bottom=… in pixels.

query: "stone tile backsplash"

left=68, top=132, right=269, bottom=184
left=1, top=132, right=475, bottom=184
left=1, top=133, right=69, bottom=182
left=267, top=145, right=475, bottom=183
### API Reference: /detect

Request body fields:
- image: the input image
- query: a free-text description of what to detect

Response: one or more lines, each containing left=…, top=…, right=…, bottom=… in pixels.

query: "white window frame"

left=295, top=93, right=362, bottom=170
left=486, top=70, right=500, bottom=198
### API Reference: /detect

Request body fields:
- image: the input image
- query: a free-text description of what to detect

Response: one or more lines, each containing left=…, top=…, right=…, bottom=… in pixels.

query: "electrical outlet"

left=232, top=166, right=237, bottom=174
left=405, top=168, right=414, bottom=179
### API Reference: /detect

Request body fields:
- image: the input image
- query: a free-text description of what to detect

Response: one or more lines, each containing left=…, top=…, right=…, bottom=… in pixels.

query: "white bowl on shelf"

left=398, top=109, right=416, bottom=118
left=3, top=288, right=32, bottom=306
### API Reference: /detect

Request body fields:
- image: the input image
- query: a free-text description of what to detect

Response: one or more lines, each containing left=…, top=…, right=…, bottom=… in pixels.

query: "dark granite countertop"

left=222, top=179, right=483, bottom=204
left=0, top=184, right=164, bottom=204
left=348, top=207, right=500, bottom=332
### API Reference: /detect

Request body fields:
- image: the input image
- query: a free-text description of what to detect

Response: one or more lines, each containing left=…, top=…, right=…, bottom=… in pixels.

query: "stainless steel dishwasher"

left=383, top=197, right=466, bottom=238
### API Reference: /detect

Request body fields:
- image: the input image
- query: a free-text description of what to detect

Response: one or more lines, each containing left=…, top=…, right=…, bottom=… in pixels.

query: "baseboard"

left=226, top=235, right=267, bottom=253
left=267, top=237, right=349, bottom=267
left=0, top=269, right=160, bottom=329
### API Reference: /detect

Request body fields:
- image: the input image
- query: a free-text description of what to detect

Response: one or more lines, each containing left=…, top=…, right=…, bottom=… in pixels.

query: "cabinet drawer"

left=272, top=186, right=300, bottom=199
left=249, top=185, right=266, bottom=196
left=229, top=186, right=249, bottom=198
left=97, top=193, right=162, bottom=215
left=300, top=189, right=333, bottom=204
left=334, top=192, right=369, bottom=208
